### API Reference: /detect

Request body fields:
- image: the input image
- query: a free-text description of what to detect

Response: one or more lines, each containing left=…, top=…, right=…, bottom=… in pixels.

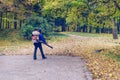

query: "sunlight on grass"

left=106, top=53, right=120, bottom=62
left=101, top=46, right=120, bottom=62
left=49, top=32, right=69, bottom=42
left=67, top=32, right=113, bottom=38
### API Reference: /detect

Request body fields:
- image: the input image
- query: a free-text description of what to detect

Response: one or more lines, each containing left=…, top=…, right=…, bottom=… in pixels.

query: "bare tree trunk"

left=111, top=18, right=118, bottom=39
left=2, top=18, right=4, bottom=29
left=0, top=12, right=3, bottom=29
left=5, top=11, right=7, bottom=29
left=7, top=21, right=10, bottom=29
left=62, top=25, right=66, bottom=32
left=117, top=17, right=120, bottom=34
left=20, top=20, right=22, bottom=28
left=112, top=28, right=118, bottom=39
left=14, top=12, right=17, bottom=29
left=89, top=26, right=92, bottom=33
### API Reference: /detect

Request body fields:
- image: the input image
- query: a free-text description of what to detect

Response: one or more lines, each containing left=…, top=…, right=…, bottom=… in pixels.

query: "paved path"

left=0, top=55, right=92, bottom=80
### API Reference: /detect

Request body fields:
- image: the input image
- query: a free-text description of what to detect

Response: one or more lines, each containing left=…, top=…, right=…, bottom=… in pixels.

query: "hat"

left=38, top=29, right=41, bottom=33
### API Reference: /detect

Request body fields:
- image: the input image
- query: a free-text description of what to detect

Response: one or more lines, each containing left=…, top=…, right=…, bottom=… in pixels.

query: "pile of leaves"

left=86, top=50, right=120, bottom=80
left=44, top=35, right=120, bottom=80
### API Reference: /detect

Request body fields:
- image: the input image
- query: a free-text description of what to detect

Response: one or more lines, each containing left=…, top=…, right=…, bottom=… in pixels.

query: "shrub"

left=20, top=25, right=34, bottom=40
left=20, top=15, right=53, bottom=40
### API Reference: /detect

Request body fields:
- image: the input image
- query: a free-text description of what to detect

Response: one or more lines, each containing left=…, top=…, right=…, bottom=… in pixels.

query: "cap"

left=38, top=29, right=41, bottom=33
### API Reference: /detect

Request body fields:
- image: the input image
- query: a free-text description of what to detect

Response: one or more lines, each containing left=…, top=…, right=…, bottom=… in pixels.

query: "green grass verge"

left=67, top=32, right=113, bottom=38
left=49, top=32, right=69, bottom=42
left=104, top=52, right=120, bottom=62
left=0, top=31, right=69, bottom=46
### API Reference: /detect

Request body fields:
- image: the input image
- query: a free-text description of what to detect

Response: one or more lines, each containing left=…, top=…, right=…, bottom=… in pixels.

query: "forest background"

left=0, top=0, right=120, bottom=39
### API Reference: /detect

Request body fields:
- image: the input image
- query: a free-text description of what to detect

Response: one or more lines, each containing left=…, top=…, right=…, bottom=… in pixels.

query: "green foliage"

left=20, top=25, right=34, bottom=40
left=0, top=29, right=11, bottom=40
left=0, top=29, right=21, bottom=43
left=1, top=0, right=120, bottom=38
left=20, top=15, right=53, bottom=40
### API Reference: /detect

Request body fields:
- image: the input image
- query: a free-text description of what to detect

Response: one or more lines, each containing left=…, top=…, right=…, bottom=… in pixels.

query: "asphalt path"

left=0, top=55, right=92, bottom=80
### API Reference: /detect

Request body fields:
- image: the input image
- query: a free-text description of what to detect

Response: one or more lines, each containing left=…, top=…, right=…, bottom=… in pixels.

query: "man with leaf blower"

left=32, top=29, right=53, bottom=60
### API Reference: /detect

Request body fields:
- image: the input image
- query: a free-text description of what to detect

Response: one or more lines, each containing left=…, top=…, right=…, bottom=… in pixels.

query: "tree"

left=1, top=0, right=120, bottom=39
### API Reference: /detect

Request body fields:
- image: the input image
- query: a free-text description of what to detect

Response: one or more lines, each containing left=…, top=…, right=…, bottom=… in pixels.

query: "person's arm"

left=39, top=34, right=47, bottom=44
left=39, top=34, right=53, bottom=49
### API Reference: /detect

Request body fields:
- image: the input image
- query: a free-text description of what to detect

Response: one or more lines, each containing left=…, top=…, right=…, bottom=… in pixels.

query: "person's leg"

left=38, top=43, right=46, bottom=59
left=33, top=43, right=38, bottom=60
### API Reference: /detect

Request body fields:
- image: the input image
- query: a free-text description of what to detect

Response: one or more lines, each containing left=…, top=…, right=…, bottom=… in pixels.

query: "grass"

left=102, top=47, right=120, bottom=62
left=65, top=32, right=120, bottom=62
left=104, top=52, right=120, bottom=62
left=0, top=31, right=68, bottom=46
left=67, top=32, right=113, bottom=38
left=49, top=32, right=69, bottom=42
left=0, top=29, right=30, bottom=46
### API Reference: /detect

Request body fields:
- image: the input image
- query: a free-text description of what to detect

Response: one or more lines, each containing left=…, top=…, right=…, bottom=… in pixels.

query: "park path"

left=0, top=55, right=92, bottom=80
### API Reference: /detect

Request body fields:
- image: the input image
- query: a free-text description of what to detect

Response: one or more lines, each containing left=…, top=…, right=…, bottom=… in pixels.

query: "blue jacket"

left=39, top=34, right=47, bottom=44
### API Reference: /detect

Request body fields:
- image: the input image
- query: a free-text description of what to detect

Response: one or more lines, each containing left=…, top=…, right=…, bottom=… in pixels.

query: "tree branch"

left=113, top=0, right=120, bottom=10
left=18, top=0, right=32, bottom=10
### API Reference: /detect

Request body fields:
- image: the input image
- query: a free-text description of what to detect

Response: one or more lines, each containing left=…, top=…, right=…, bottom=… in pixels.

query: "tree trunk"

left=85, top=17, right=88, bottom=32
left=112, top=28, right=118, bottom=39
left=5, top=11, right=8, bottom=29
left=20, top=20, right=22, bottom=28
left=2, top=18, right=4, bottom=29
left=62, top=25, right=66, bottom=32
left=111, top=18, right=118, bottom=39
left=67, top=26, right=69, bottom=31
left=83, top=25, right=86, bottom=32
left=0, top=12, right=3, bottom=29
left=89, top=26, right=92, bottom=33
left=7, top=21, right=10, bottom=29
left=117, top=17, right=120, bottom=34
left=86, top=25, right=88, bottom=32
left=101, top=27, right=105, bottom=33
left=14, top=12, right=17, bottom=29
left=96, top=26, right=100, bottom=33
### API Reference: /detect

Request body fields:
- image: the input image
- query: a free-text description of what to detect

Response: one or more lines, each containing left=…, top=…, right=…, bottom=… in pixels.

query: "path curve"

left=0, top=55, right=92, bottom=80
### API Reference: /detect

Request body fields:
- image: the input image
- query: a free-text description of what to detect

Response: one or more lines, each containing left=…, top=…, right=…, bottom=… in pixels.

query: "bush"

left=20, top=25, right=34, bottom=40
left=20, top=15, right=53, bottom=40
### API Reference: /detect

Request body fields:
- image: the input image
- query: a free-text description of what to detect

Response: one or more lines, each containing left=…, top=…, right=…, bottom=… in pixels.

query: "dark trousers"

left=33, top=43, right=46, bottom=59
